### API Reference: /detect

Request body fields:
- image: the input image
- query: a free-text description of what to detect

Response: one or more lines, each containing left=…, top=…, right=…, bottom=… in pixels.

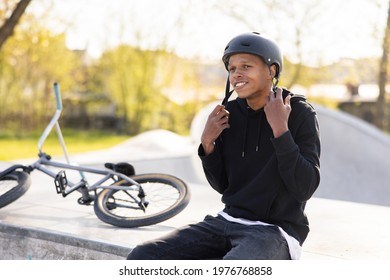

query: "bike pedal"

left=77, top=197, right=94, bottom=206
left=54, top=170, right=68, bottom=196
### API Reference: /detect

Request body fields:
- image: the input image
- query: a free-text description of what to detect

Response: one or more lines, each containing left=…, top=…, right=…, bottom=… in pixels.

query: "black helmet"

left=222, top=32, right=283, bottom=78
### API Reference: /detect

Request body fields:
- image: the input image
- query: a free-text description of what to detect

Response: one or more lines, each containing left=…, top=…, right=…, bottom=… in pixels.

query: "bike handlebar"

left=37, top=82, right=64, bottom=153
left=53, top=82, right=62, bottom=111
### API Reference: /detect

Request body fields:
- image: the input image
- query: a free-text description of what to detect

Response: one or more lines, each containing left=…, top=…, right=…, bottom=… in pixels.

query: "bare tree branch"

left=376, top=0, right=390, bottom=129
left=0, top=0, right=32, bottom=50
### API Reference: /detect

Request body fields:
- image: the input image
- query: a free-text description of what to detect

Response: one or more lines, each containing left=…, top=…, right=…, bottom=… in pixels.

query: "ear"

left=269, top=64, right=277, bottom=78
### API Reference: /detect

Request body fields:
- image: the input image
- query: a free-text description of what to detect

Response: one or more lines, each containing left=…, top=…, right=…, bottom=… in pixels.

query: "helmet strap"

left=271, top=76, right=279, bottom=92
left=269, top=65, right=279, bottom=92
left=222, top=76, right=234, bottom=106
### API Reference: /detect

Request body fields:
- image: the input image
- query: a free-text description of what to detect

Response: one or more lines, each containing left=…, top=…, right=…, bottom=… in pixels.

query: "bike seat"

left=104, top=162, right=135, bottom=176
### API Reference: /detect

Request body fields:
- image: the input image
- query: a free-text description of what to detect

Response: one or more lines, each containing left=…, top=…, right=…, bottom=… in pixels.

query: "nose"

left=230, top=68, right=243, bottom=79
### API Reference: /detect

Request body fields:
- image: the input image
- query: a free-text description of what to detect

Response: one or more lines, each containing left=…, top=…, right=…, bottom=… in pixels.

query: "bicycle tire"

left=94, top=173, right=190, bottom=228
left=0, top=171, right=31, bottom=208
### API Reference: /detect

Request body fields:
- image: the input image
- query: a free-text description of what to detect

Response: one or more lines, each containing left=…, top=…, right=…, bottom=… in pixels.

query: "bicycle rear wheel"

left=94, top=173, right=190, bottom=227
left=0, top=171, right=31, bottom=208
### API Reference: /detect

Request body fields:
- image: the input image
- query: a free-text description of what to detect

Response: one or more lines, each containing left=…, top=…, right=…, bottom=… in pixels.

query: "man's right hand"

left=201, top=105, right=230, bottom=155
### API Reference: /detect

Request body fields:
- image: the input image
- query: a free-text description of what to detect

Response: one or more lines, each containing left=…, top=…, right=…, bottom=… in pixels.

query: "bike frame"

left=30, top=153, right=140, bottom=195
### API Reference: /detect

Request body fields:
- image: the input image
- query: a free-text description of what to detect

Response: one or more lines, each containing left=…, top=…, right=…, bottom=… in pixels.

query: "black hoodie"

left=198, top=89, right=321, bottom=245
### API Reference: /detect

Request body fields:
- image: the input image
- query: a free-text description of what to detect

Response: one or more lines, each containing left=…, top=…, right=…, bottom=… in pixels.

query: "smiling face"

left=227, top=53, right=275, bottom=110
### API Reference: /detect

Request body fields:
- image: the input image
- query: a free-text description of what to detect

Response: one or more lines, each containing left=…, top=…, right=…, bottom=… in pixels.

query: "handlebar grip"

left=53, top=82, right=62, bottom=110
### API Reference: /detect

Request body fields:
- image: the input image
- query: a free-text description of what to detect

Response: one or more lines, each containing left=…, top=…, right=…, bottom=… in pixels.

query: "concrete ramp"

left=314, top=105, right=390, bottom=206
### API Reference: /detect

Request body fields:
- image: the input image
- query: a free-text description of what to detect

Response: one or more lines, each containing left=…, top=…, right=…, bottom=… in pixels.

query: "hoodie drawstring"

left=241, top=107, right=263, bottom=157
left=255, top=113, right=263, bottom=152
left=241, top=114, right=248, bottom=157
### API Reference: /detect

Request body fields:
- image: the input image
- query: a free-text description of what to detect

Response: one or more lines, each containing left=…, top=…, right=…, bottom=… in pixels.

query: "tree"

left=0, top=0, right=32, bottom=50
left=377, top=0, right=390, bottom=130
left=0, top=19, right=82, bottom=131
left=90, top=45, right=161, bottom=134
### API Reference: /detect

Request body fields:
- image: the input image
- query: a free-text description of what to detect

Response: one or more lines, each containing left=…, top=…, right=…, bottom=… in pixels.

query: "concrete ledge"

left=0, top=223, right=130, bottom=260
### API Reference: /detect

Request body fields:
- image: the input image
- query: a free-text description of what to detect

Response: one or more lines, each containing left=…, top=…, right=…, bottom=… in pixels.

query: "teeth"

left=235, top=82, right=246, bottom=87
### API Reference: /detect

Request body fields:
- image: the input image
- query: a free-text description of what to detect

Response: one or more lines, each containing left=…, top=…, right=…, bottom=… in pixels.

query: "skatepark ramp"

left=314, top=105, right=390, bottom=206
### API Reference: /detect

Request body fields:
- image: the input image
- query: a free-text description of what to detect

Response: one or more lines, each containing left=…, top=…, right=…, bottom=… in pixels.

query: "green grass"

left=0, top=130, right=129, bottom=161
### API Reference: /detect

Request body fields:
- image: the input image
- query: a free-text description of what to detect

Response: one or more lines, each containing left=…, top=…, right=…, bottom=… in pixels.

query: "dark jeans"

left=127, top=215, right=291, bottom=260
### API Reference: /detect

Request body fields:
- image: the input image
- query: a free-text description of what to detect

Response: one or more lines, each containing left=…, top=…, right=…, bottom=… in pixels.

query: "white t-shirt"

left=218, top=211, right=301, bottom=260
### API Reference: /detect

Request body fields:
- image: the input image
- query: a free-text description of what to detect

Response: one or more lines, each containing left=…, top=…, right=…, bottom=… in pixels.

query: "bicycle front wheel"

left=0, top=171, right=31, bottom=208
left=94, top=173, right=190, bottom=228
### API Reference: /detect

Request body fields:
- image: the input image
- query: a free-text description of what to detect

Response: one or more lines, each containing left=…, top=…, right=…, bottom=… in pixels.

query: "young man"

left=127, top=32, right=321, bottom=260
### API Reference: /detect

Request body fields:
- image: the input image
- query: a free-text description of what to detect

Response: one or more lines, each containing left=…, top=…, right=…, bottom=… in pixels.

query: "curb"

left=0, top=223, right=130, bottom=260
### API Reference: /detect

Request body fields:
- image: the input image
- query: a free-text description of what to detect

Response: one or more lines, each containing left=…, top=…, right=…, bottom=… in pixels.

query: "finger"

left=285, top=94, right=292, bottom=106
left=268, top=89, right=274, bottom=100
left=222, top=123, right=230, bottom=130
left=275, top=87, right=282, bottom=99
left=217, top=108, right=230, bottom=120
left=211, top=105, right=225, bottom=115
left=217, top=112, right=230, bottom=125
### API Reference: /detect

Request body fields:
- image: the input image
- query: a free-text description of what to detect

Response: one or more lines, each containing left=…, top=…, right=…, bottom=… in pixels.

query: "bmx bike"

left=0, top=83, right=190, bottom=228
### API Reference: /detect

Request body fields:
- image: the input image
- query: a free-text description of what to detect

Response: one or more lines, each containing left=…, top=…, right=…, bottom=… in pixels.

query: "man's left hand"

left=264, top=87, right=292, bottom=138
